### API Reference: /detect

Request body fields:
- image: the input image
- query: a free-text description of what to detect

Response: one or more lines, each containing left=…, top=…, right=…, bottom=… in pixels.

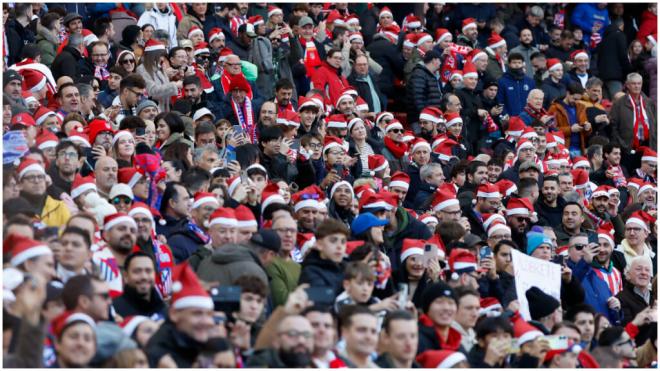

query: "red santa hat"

left=218, top=47, right=234, bottom=63
left=194, top=41, right=210, bottom=56
left=468, top=48, right=488, bottom=63
left=444, top=112, right=463, bottom=128
left=416, top=350, right=467, bottom=368
left=638, top=182, right=657, bottom=197
left=348, top=32, right=363, bottom=43
left=247, top=15, right=264, bottom=27
left=572, top=156, right=590, bottom=169
left=434, top=138, right=458, bottom=162
left=462, top=18, right=477, bottom=32
left=322, top=135, right=344, bottom=154
left=401, top=238, right=425, bottom=262
left=627, top=177, right=644, bottom=191
left=261, top=184, right=287, bottom=213
left=597, top=225, right=616, bottom=247
left=267, top=5, right=283, bottom=18
left=505, top=197, right=534, bottom=217
left=187, top=25, right=204, bottom=39
left=6, top=234, right=53, bottom=267
left=104, top=212, right=137, bottom=231
left=483, top=213, right=507, bottom=231
left=435, top=28, right=452, bottom=43
left=171, top=262, right=214, bottom=310
left=335, top=92, right=354, bottom=109
left=506, top=116, right=526, bottom=137
left=521, top=126, right=538, bottom=140
left=17, top=158, right=45, bottom=180
left=419, top=213, right=439, bottom=226
left=326, top=10, right=345, bottom=26
left=419, top=106, right=443, bottom=124
left=545, top=132, right=558, bottom=148
left=359, top=192, right=392, bottom=212
left=10, top=112, right=36, bottom=128
left=570, top=49, right=589, bottom=61
left=449, top=70, right=463, bottom=81
left=346, top=14, right=360, bottom=26
left=368, top=154, right=389, bottom=173
left=144, top=38, right=165, bottom=52
left=21, top=69, right=47, bottom=93
left=627, top=211, right=650, bottom=232
left=68, top=133, right=91, bottom=148
left=477, top=183, right=502, bottom=199
left=495, top=179, right=518, bottom=198
left=487, top=221, right=511, bottom=238
left=552, top=131, right=565, bottom=145
left=71, top=174, right=97, bottom=199
left=513, top=316, right=544, bottom=346
left=81, top=29, right=98, bottom=45
left=354, top=184, right=374, bottom=199
left=380, top=25, right=400, bottom=43
left=479, top=297, right=503, bottom=317
left=209, top=28, right=225, bottom=43
left=292, top=186, right=323, bottom=212
left=431, top=188, right=459, bottom=212
left=111, top=130, right=133, bottom=147
left=546, top=58, right=563, bottom=72
left=487, top=32, right=506, bottom=49
left=228, top=74, right=251, bottom=92
left=354, top=97, right=369, bottom=112
left=326, top=114, right=348, bottom=129
left=402, top=130, right=415, bottom=142
left=403, top=33, right=417, bottom=48
left=641, top=147, right=657, bottom=163
left=515, top=138, right=535, bottom=155
left=209, top=207, right=237, bottom=228
left=52, top=311, right=96, bottom=339
left=403, top=14, right=422, bottom=29
left=385, top=120, right=404, bottom=133
left=462, top=61, right=478, bottom=79
left=591, top=185, right=611, bottom=200
left=298, top=96, right=318, bottom=112
left=36, top=130, right=59, bottom=151
left=415, top=32, right=433, bottom=46
left=410, top=138, right=431, bottom=154
left=448, top=248, right=478, bottom=274
left=120, top=315, right=149, bottom=337
left=571, top=169, right=589, bottom=190
left=128, top=201, right=155, bottom=224
left=234, top=205, right=257, bottom=228
left=117, top=167, right=144, bottom=189
left=389, top=171, right=411, bottom=191
left=379, top=6, right=393, bottom=18
left=192, top=192, right=220, bottom=210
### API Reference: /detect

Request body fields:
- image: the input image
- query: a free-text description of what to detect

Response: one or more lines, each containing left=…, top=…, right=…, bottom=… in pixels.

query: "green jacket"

left=265, top=256, right=301, bottom=307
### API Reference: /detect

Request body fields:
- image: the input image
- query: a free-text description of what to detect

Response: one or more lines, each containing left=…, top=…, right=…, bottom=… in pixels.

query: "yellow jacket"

left=40, top=196, right=71, bottom=228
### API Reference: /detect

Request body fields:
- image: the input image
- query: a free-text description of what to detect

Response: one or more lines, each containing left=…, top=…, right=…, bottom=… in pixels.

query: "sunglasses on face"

left=112, top=197, right=132, bottom=205
left=389, top=129, right=403, bottom=134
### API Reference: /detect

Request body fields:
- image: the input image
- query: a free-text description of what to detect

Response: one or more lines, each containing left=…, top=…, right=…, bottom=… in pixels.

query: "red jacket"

left=311, top=61, right=348, bottom=110
left=637, top=9, right=657, bottom=43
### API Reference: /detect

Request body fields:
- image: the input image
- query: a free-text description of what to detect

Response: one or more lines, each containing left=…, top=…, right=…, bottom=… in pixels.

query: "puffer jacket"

left=311, top=61, right=348, bottom=110
left=406, top=62, right=443, bottom=123
left=597, top=24, right=632, bottom=82
left=195, top=244, right=269, bottom=287
left=35, top=24, right=58, bottom=67
left=298, top=249, right=344, bottom=296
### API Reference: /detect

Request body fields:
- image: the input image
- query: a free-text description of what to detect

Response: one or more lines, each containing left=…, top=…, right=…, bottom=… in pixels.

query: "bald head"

left=94, top=156, right=118, bottom=194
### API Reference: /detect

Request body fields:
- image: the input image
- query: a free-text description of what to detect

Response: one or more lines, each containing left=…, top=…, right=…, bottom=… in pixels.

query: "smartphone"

left=587, top=232, right=598, bottom=245
left=552, top=254, right=565, bottom=266
left=210, top=286, right=242, bottom=314
left=423, top=244, right=438, bottom=267
left=226, top=150, right=237, bottom=163
left=543, top=335, right=569, bottom=350
left=136, top=127, right=145, bottom=136
left=398, top=283, right=408, bottom=309
left=232, top=125, right=244, bottom=136
left=479, top=246, right=492, bottom=261
left=333, top=163, right=344, bottom=174
left=240, top=170, right=249, bottom=184
left=305, top=287, right=335, bottom=306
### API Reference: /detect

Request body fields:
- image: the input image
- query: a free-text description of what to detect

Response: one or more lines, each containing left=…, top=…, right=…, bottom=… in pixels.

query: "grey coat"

left=196, top=244, right=269, bottom=287
left=249, top=36, right=296, bottom=100
left=136, top=63, right=178, bottom=112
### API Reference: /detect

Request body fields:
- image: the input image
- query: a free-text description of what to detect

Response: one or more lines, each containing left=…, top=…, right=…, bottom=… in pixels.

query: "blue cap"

left=526, top=232, right=553, bottom=255
left=351, top=212, right=389, bottom=236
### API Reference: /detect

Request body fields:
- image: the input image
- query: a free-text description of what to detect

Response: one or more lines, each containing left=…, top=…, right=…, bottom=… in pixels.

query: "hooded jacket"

left=35, top=24, right=59, bottom=67
left=196, top=243, right=269, bottom=287
left=496, top=70, right=535, bottom=116
left=138, top=4, right=178, bottom=47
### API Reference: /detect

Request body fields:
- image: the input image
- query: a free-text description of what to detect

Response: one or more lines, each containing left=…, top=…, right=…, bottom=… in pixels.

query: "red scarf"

left=231, top=97, right=256, bottom=143
left=301, top=38, right=322, bottom=78
left=440, top=50, right=458, bottom=83
left=524, top=104, right=548, bottom=121
left=275, top=98, right=294, bottom=114
left=384, top=136, right=408, bottom=159
left=419, top=313, right=462, bottom=351
left=629, top=94, right=649, bottom=149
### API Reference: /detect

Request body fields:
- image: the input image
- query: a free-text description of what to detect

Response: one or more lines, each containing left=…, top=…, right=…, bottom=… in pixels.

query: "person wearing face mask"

left=496, top=52, right=535, bottom=116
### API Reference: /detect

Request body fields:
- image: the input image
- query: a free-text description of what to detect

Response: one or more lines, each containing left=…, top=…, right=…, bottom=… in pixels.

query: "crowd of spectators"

left=2, top=2, right=658, bottom=368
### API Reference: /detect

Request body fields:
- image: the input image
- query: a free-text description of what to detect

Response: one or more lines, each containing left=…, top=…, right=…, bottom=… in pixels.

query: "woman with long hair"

left=154, top=112, right=192, bottom=156
left=111, top=130, right=136, bottom=167
left=327, top=180, right=355, bottom=227
left=135, top=40, right=181, bottom=112
left=115, top=50, right=137, bottom=73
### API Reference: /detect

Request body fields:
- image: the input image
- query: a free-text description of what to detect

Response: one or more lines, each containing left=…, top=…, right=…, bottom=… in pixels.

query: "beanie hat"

left=525, top=286, right=560, bottom=320
left=526, top=232, right=553, bottom=255
left=421, top=281, right=456, bottom=313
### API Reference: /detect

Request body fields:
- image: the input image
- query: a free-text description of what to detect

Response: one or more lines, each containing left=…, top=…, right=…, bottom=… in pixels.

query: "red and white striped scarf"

left=592, top=262, right=623, bottom=296
left=232, top=97, right=256, bottom=143
left=629, top=94, right=650, bottom=149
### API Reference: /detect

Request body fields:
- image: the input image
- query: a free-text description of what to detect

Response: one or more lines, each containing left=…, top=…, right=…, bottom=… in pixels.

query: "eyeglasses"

left=129, top=89, right=144, bottom=99
left=112, top=197, right=133, bottom=205
left=92, top=53, right=108, bottom=58
left=279, top=330, right=313, bottom=339
left=308, top=143, right=322, bottom=149
left=97, top=131, right=113, bottom=138
left=625, top=227, right=643, bottom=233
left=22, top=174, right=46, bottom=183
left=389, top=129, right=403, bottom=134
left=571, top=244, right=586, bottom=251
left=121, top=59, right=136, bottom=65
left=615, top=338, right=634, bottom=347
left=57, top=151, right=79, bottom=159
left=441, top=209, right=462, bottom=216
left=226, top=62, right=241, bottom=67
left=515, top=216, right=530, bottom=223
left=274, top=227, right=297, bottom=235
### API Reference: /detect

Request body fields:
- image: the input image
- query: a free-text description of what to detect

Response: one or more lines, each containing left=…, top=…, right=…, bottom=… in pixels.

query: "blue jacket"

left=497, top=72, right=535, bottom=116
left=570, top=258, right=624, bottom=325
left=571, top=4, right=610, bottom=45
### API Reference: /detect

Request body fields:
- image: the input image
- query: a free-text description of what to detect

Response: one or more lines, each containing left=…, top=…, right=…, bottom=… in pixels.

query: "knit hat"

left=526, top=231, right=553, bottom=255
left=6, top=234, right=52, bottom=267
left=525, top=286, right=560, bottom=320
left=421, top=281, right=456, bottom=313
left=171, top=262, right=214, bottom=310
left=87, top=119, right=115, bottom=145
left=351, top=212, right=389, bottom=236
left=416, top=350, right=467, bottom=368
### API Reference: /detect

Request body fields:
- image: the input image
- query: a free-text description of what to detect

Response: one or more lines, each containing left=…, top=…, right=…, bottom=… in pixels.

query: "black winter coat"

left=367, top=36, right=405, bottom=97
left=406, top=63, right=443, bottom=123
left=146, top=320, right=204, bottom=367
left=616, top=281, right=650, bottom=326
left=597, top=25, right=633, bottom=82
left=534, top=197, right=567, bottom=227
left=403, top=163, right=422, bottom=209
left=540, top=77, right=566, bottom=109
left=454, top=87, right=484, bottom=153
left=298, top=250, right=344, bottom=296
left=51, top=46, right=84, bottom=81
left=155, top=216, right=207, bottom=263
left=385, top=208, right=433, bottom=272
left=112, top=285, right=167, bottom=319
left=413, top=182, right=437, bottom=213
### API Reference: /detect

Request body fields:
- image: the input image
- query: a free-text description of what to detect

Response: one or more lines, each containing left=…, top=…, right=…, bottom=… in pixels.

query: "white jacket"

left=138, top=4, right=178, bottom=48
